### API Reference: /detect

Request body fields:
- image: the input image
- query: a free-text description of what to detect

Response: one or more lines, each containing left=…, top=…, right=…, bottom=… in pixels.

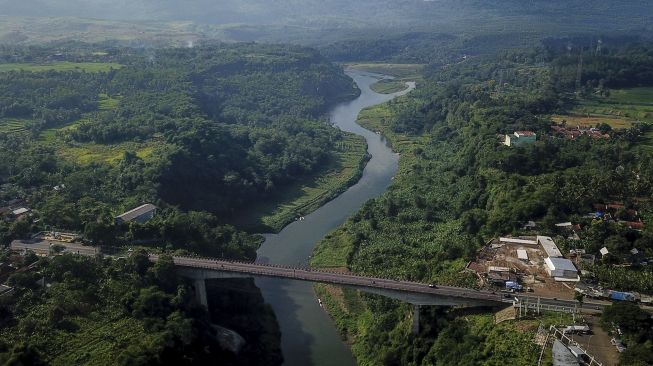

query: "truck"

left=609, top=291, right=636, bottom=302
left=505, top=281, right=523, bottom=292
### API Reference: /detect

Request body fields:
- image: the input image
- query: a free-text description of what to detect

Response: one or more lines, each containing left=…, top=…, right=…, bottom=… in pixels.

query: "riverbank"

left=346, top=63, right=424, bottom=95
left=255, top=70, right=415, bottom=366
left=228, top=132, right=369, bottom=233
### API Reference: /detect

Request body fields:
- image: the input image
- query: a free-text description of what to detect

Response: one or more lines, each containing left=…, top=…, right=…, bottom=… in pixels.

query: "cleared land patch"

left=0, top=62, right=122, bottom=73
left=566, top=87, right=653, bottom=125
left=346, top=63, right=424, bottom=79
left=551, top=114, right=635, bottom=129
left=370, top=79, right=409, bottom=94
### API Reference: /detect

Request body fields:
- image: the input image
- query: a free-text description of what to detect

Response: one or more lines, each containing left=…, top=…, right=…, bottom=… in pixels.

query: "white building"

left=538, top=236, right=563, bottom=258
left=545, top=257, right=579, bottom=281
left=500, top=237, right=538, bottom=245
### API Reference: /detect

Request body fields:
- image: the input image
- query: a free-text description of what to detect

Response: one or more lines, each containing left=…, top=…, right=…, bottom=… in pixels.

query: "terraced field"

left=0, top=118, right=31, bottom=136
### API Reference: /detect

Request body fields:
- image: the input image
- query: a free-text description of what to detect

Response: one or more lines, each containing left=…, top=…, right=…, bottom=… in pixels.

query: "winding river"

left=255, top=70, right=415, bottom=366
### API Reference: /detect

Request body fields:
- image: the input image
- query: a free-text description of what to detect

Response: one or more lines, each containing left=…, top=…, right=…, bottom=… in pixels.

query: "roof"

left=12, top=207, right=29, bottom=215
left=500, top=237, right=538, bottom=245
left=116, top=204, right=157, bottom=222
left=538, top=236, right=563, bottom=258
left=515, top=131, right=536, bottom=137
left=545, top=257, right=578, bottom=272
left=600, top=247, right=609, bottom=256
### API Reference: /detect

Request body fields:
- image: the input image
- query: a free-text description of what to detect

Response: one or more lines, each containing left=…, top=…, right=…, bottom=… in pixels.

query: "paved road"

left=152, top=255, right=611, bottom=311
left=10, top=239, right=98, bottom=256
left=7, top=242, right=610, bottom=312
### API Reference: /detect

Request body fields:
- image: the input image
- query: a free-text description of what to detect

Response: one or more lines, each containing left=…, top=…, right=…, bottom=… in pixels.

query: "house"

left=600, top=247, right=610, bottom=257
left=504, top=131, right=537, bottom=147
left=537, top=236, right=563, bottom=258
left=545, top=257, right=579, bottom=281
left=115, top=204, right=158, bottom=225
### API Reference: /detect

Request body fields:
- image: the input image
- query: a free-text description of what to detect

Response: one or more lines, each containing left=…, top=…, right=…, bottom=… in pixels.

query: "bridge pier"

left=194, top=278, right=208, bottom=308
left=412, top=305, right=421, bottom=335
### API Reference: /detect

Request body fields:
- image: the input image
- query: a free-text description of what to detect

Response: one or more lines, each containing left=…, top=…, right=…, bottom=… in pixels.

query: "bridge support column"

left=412, top=305, right=421, bottom=335
left=194, top=278, right=208, bottom=308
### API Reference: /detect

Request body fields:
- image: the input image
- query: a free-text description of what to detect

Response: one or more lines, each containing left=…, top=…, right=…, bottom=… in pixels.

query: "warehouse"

left=544, top=257, right=579, bottom=281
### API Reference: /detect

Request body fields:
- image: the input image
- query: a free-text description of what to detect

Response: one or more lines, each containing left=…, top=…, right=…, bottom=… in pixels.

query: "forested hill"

left=0, top=43, right=357, bottom=258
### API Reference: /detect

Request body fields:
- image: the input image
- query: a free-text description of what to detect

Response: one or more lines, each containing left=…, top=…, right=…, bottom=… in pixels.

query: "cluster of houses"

left=591, top=202, right=645, bottom=231
left=550, top=124, right=610, bottom=140
left=502, top=124, right=613, bottom=148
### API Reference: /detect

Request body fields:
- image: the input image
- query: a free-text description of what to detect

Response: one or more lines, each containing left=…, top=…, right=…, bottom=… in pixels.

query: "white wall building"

left=544, top=257, right=578, bottom=281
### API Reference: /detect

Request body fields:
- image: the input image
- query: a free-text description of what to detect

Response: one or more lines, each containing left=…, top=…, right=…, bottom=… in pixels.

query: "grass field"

left=58, top=142, right=159, bottom=165
left=36, top=93, right=157, bottom=166
left=229, top=133, right=368, bottom=233
left=346, top=63, right=424, bottom=79
left=370, top=79, right=410, bottom=94
left=559, top=87, right=653, bottom=128
left=0, top=62, right=122, bottom=73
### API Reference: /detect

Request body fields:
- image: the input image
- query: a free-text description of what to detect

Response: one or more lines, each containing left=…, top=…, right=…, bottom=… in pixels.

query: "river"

left=255, top=70, right=415, bottom=366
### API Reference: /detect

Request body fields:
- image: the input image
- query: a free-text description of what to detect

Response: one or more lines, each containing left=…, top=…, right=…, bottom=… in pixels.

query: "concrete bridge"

left=155, top=255, right=513, bottom=308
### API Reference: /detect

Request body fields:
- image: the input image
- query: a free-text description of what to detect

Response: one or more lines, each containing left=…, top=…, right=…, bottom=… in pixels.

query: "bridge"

left=151, top=255, right=609, bottom=315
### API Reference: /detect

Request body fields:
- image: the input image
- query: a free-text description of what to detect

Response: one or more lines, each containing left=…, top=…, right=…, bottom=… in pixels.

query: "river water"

left=255, top=70, right=415, bottom=366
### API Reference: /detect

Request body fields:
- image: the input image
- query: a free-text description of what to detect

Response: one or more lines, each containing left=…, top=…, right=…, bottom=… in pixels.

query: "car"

left=428, top=284, right=437, bottom=288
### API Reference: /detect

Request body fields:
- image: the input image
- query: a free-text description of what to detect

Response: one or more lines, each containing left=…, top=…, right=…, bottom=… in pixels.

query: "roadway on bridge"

left=156, top=255, right=611, bottom=312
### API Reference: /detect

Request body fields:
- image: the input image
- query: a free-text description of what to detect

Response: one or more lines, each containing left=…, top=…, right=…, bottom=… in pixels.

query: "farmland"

left=0, top=118, right=30, bottom=136
left=36, top=93, right=155, bottom=166
left=555, top=87, right=653, bottom=129
left=0, top=61, right=122, bottom=73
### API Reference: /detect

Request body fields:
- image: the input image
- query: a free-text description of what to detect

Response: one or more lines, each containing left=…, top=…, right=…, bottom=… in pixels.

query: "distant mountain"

left=0, top=1, right=651, bottom=46
left=1, top=0, right=651, bottom=29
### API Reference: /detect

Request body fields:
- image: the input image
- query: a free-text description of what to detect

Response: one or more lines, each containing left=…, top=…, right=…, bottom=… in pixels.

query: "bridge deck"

left=156, top=255, right=512, bottom=305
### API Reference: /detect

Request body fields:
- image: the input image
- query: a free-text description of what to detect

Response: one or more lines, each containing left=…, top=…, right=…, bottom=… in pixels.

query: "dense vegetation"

left=0, top=43, right=361, bottom=365
left=313, top=41, right=653, bottom=365
left=602, top=302, right=653, bottom=365
left=0, top=43, right=358, bottom=255
left=0, top=251, right=282, bottom=365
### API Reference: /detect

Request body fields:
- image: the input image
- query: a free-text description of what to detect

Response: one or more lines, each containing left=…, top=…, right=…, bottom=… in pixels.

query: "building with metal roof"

left=538, top=236, right=563, bottom=258
left=545, top=257, right=579, bottom=281
left=115, top=204, right=158, bottom=225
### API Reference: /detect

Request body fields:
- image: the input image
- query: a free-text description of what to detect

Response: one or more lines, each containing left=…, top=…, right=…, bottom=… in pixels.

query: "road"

left=5, top=242, right=613, bottom=312
left=10, top=239, right=98, bottom=256
left=152, top=255, right=611, bottom=311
